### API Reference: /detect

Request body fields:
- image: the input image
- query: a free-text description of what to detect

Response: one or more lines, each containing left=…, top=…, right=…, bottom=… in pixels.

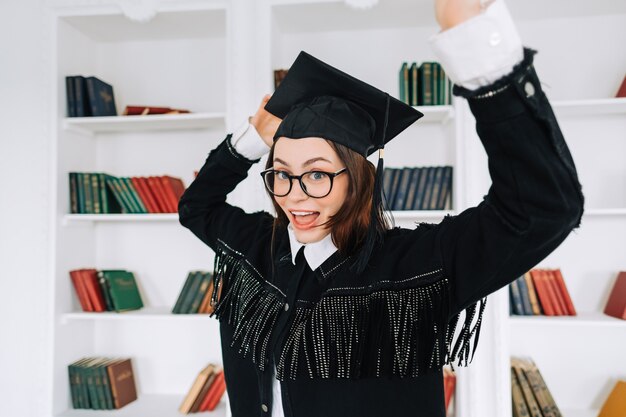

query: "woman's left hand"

left=434, top=0, right=487, bottom=31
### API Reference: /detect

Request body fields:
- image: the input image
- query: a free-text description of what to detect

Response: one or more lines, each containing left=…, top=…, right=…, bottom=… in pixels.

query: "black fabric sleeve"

left=432, top=47, right=585, bottom=319
left=178, top=134, right=274, bottom=257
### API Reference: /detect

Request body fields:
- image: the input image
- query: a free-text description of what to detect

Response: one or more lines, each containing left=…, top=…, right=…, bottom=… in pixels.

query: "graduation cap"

left=264, top=50, right=424, bottom=273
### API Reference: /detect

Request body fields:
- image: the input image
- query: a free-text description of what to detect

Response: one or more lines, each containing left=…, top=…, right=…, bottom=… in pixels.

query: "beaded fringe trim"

left=209, top=240, right=285, bottom=372
left=210, top=240, right=487, bottom=380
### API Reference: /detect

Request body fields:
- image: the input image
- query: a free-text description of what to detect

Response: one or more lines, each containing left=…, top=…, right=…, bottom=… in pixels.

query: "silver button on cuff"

left=284, top=303, right=289, bottom=311
left=489, top=32, right=501, bottom=46
left=262, top=404, right=269, bottom=412
left=524, top=81, right=535, bottom=97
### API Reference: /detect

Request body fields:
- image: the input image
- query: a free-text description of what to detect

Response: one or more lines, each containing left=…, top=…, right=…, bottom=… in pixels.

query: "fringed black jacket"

left=178, top=47, right=584, bottom=417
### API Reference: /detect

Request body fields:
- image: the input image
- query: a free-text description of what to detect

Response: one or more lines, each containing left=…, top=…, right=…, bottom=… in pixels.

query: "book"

left=598, top=380, right=626, bottom=417
left=179, top=363, right=216, bottom=413
left=122, top=105, right=190, bottom=115
left=511, top=357, right=562, bottom=417
left=97, top=270, right=143, bottom=312
left=399, top=62, right=409, bottom=105
left=615, top=75, right=626, bottom=98
left=604, top=271, right=626, bottom=319
left=274, top=69, right=289, bottom=89
left=106, top=358, right=138, bottom=409
left=85, top=76, right=117, bottom=116
left=551, top=268, right=576, bottom=315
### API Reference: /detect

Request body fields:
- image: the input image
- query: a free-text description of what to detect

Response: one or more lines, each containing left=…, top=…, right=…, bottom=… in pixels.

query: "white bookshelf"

left=47, top=1, right=626, bottom=417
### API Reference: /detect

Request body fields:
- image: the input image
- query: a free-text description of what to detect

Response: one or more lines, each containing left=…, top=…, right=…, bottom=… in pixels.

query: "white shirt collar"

left=286, top=223, right=338, bottom=270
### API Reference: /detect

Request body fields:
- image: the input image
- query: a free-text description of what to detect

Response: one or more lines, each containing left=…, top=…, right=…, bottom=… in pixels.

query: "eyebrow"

left=273, top=157, right=333, bottom=167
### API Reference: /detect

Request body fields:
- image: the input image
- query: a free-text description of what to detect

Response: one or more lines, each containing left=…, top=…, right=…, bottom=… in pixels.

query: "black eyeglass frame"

left=260, top=167, right=347, bottom=198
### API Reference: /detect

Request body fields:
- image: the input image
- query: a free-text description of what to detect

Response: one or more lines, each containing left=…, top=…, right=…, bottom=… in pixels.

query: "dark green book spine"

left=69, top=172, right=79, bottom=214
left=83, top=173, right=93, bottom=214
left=173, top=272, right=196, bottom=314
left=98, top=174, right=109, bottom=214
left=122, top=177, right=147, bottom=213
left=91, top=173, right=101, bottom=214
left=189, top=272, right=211, bottom=314
left=180, top=271, right=203, bottom=314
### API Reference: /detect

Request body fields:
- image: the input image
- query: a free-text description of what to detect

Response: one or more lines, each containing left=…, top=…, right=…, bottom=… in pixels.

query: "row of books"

left=173, top=271, right=220, bottom=314
left=511, top=356, right=561, bottom=417
left=69, top=269, right=143, bottom=313
left=68, top=172, right=185, bottom=214
left=399, top=61, right=452, bottom=106
left=180, top=363, right=226, bottom=413
left=68, top=357, right=137, bottom=410
left=443, top=366, right=456, bottom=416
left=65, top=75, right=117, bottom=117
left=509, top=269, right=576, bottom=316
left=383, top=166, right=452, bottom=211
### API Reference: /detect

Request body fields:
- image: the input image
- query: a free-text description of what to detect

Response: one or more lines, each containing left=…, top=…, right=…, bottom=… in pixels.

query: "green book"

left=173, top=271, right=197, bottom=313
left=398, top=62, right=409, bottom=104
left=179, top=271, right=203, bottom=314
left=112, top=177, right=138, bottom=213
left=104, top=175, right=132, bottom=213
left=121, top=177, right=147, bottom=213
left=100, top=270, right=143, bottom=312
left=189, top=272, right=211, bottom=314
left=99, top=358, right=115, bottom=409
left=91, top=173, right=101, bottom=214
left=410, top=62, right=418, bottom=106
left=83, top=172, right=93, bottom=214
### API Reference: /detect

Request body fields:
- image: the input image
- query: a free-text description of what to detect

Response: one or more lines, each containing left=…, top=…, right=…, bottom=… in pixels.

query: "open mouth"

left=289, top=210, right=320, bottom=229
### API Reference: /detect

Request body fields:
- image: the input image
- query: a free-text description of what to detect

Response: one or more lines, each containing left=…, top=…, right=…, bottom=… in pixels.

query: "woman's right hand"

left=250, top=94, right=282, bottom=148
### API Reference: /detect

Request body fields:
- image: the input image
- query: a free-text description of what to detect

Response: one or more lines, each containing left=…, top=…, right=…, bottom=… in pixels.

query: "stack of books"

left=398, top=61, right=452, bottom=106
left=511, top=357, right=561, bottom=417
left=383, top=166, right=453, bottom=211
left=65, top=75, right=117, bottom=117
left=68, top=172, right=185, bottom=214
left=68, top=357, right=137, bottom=410
left=179, top=363, right=226, bottom=413
left=172, top=271, right=219, bottom=314
left=509, top=269, right=576, bottom=316
left=69, top=269, right=143, bottom=313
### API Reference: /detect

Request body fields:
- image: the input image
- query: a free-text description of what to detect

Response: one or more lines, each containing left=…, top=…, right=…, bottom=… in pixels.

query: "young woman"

left=178, top=0, right=585, bottom=416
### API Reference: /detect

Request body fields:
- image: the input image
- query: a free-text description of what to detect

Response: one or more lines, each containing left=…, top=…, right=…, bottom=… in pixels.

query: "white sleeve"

left=231, top=118, right=271, bottom=161
left=428, top=0, right=524, bottom=91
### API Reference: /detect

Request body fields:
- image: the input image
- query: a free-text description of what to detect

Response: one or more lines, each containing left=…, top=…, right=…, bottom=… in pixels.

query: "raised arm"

left=178, top=96, right=278, bottom=257
left=426, top=0, right=584, bottom=318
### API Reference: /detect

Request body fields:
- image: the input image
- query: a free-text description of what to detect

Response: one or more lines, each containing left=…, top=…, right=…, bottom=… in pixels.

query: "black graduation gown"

left=178, top=47, right=584, bottom=417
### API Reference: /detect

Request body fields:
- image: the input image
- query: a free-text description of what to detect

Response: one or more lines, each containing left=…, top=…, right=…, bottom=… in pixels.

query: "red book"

left=543, top=269, right=565, bottom=315
left=159, top=176, right=180, bottom=213
left=81, top=268, right=106, bottom=312
left=443, top=368, right=456, bottom=413
left=148, top=176, right=173, bottom=212
left=604, top=271, right=626, bottom=319
left=615, top=75, right=626, bottom=98
left=139, top=177, right=164, bottom=213
left=131, top=177, right=157, bottom=213
left=69, top=269, right=93, bottom=311
left=530, top=269, right=556, bottom=316
left=199, top=370, right=225, bottom=411
left=551, top=268, right=577, bottom=315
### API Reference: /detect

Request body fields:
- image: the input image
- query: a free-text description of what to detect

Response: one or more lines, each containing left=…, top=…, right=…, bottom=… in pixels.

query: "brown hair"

left=265, top=138, right=391, bottom=258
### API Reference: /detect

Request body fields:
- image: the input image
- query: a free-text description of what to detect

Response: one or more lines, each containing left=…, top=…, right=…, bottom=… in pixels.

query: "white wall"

left=0, top=1, right=51, bottom=416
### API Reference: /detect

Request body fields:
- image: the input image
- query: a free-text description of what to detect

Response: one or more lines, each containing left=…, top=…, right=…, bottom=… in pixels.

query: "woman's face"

left=273, top=137, right=348, bottom=244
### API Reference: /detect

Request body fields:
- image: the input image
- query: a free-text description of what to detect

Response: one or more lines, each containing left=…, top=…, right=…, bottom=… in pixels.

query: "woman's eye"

left=276, top=171, right=289, bottom=180
left=308, top=172, right=326, bottom=181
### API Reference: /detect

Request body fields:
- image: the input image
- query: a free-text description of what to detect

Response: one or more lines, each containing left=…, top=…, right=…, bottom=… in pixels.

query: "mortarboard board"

left=264, top=50, right=424, bottom=273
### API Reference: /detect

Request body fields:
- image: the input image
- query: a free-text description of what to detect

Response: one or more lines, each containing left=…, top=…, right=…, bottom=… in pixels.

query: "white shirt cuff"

left=428, top=0, right=524, bottom=91
left=231, top=119, right=270, bottom=161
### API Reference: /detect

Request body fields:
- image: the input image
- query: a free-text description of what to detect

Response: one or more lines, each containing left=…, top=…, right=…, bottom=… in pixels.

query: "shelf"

left=412, top=105, right=454, bottom=124
left=63, top=214, right=179, bottom=224
left=57, top=393, right=227, bottom=417
left=61, top=306, right=219, bottom=323
left=583, top=208, right=626, bottom=217
left=62, top=112, right=226, bottom=135
left=552, top=97, right=626, bottom=117
left=509, top=311, right=625, bottom=327
left=560, top=408, right=600, bottom=417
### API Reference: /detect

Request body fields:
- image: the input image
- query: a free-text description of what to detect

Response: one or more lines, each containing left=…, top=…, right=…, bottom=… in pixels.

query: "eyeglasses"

left=260, top=167, right=347, bottom=198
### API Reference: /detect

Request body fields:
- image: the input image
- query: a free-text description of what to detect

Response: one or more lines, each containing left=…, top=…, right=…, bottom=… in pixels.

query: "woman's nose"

left=288, top=179, right=308, bottom=200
